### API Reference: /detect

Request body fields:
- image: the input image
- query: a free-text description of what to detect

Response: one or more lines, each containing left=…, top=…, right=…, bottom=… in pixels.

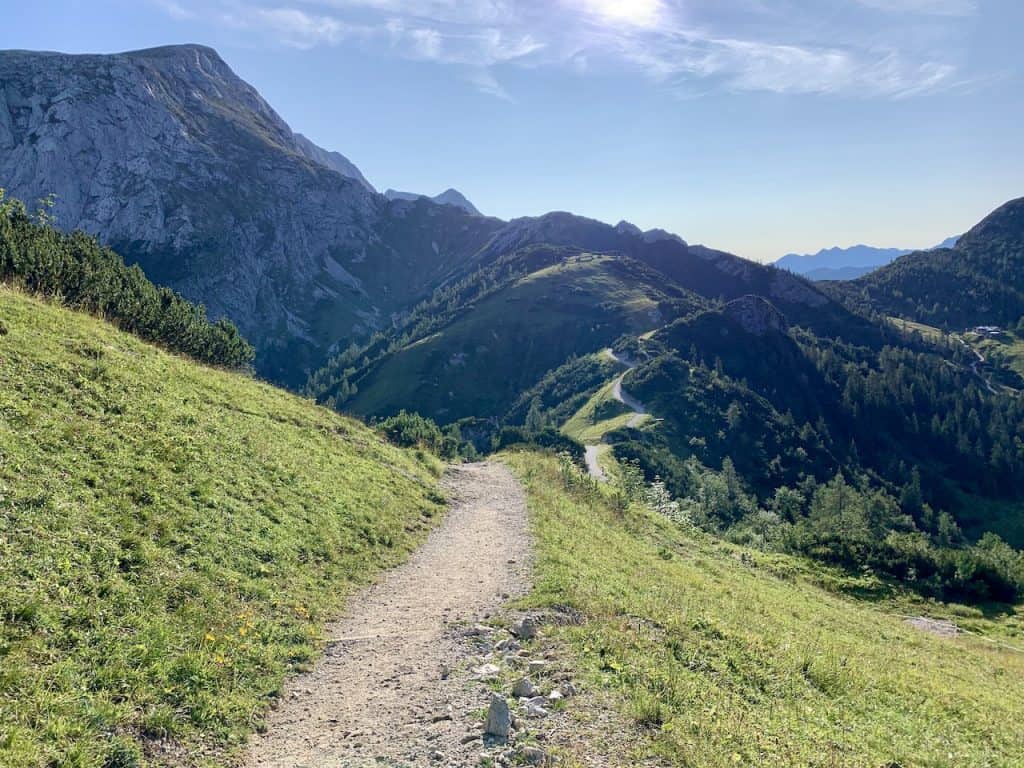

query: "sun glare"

left=577, top=0, right=666, bottom=28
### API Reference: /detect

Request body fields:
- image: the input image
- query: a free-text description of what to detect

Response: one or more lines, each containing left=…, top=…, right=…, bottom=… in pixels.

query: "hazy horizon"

left=3, top=0, right=1021, bottom=262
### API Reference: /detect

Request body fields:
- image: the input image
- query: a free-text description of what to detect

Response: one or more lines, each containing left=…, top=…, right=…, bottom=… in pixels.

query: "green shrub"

left=494, top=426, right=584, bottom=461
left=376, top=410, right=471, bottom=460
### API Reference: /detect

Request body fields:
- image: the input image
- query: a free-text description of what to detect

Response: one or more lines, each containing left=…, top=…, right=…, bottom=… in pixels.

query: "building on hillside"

left=972, top=326, right=1003, bottom=338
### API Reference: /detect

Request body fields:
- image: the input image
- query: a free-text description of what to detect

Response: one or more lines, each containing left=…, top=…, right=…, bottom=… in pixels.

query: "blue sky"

left=2, top=0, right=1021, bottom=262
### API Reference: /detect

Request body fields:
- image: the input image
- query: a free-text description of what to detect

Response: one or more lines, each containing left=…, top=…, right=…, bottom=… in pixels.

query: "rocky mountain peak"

left=724, top=295, right=789, bottom=336
left=641, top=228, right=686, bottom=246
left=385, top=187, right=481, bottom=215
left=0, top=44, right=491, bottom=385
left=432, top=188, right=481, bottom=215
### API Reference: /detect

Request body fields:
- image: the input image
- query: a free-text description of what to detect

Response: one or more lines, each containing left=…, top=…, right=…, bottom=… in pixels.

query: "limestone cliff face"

left=0, top=45, right=498, bottom=384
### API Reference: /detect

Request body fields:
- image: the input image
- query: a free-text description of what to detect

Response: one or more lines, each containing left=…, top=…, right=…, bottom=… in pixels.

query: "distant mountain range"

left=776, top=236, right=960, bottom=281
left=826, top=199, right=1024, bottom=329
left=384, top=188, right=481, bottom=215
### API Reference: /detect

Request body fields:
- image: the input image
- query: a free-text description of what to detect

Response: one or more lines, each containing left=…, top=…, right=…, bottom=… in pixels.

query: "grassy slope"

left=347, top=254, right=680, bottom=424
left=0, top=287, right=444, bottom=768
left=888, top=316, right=948, bottom=344
left=504, top=451, right=1024, bottom=768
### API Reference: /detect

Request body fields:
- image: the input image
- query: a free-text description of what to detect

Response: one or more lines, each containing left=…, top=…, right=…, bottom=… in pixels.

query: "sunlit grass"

left=504, top=450, right=1024, bottom=767
left=0, top=286, right=444, bottom=767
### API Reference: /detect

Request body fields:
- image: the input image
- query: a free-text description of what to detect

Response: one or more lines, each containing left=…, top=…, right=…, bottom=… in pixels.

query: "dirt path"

left=955, top=336, right=999, bottom=395
left=244, top=462, right=531, bottom=768
left=610, top=374, right=646, bottom=428
left=606, top=350, right=646, bottom=425
left=584, top=444, right=608, bottom=481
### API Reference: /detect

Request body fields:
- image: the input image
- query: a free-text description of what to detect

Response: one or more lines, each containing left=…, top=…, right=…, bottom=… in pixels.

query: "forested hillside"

left=534, top=298, right=1024, bottom=602
left=308, top=246, right=708, bottom=421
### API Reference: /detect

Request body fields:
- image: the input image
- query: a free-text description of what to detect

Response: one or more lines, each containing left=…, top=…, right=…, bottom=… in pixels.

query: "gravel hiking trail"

left=244, top=462, right=531, bottom=768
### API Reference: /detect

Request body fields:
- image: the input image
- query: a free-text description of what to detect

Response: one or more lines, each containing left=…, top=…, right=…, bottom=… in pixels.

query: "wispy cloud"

left=610, top=27, right=960, bottom=98
left=256, top=7, right=349, bottom=48
left=571, top=0, right=668, bottom=29
left=384, top=19, right=543, bottom=64
left=853, top=0, right=978, bottom=16
left=154, top=0, right=195, bottom=20
left=154, top=0, right=974, bottom=99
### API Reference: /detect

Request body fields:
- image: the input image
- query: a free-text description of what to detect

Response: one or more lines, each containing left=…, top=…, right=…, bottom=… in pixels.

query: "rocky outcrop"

left=724, top=295, right=789, bottom=336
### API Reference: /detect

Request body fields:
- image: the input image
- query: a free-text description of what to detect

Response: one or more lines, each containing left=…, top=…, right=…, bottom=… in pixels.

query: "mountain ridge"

left=1, top=42, right=869, bottom=390
left=0, top=44, right=499, bottom=385
left=384, top=187, right=481, bottom=215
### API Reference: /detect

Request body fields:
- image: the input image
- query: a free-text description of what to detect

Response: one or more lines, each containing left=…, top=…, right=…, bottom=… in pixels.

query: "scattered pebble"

left=474, top=663, right=502, bottom=679
left=512, top=677, right=540, bottom=698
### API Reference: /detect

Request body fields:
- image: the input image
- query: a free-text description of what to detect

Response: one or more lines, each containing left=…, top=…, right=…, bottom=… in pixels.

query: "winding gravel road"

left=583, top=349, right=648, bottom=480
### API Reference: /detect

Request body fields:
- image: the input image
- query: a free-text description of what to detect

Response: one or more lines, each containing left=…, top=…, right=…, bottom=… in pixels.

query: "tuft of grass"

left=628, top=692, right=667, bottom=729
left=0, top=286, right=444, bottom=767
left=503, top=450, right=1024, bottom=767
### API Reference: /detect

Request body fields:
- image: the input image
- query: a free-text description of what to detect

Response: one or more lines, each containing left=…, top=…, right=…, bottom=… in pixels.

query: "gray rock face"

left=724, top=295, right=789, bottom=336
left=0, top=45, right=500, bottom=385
